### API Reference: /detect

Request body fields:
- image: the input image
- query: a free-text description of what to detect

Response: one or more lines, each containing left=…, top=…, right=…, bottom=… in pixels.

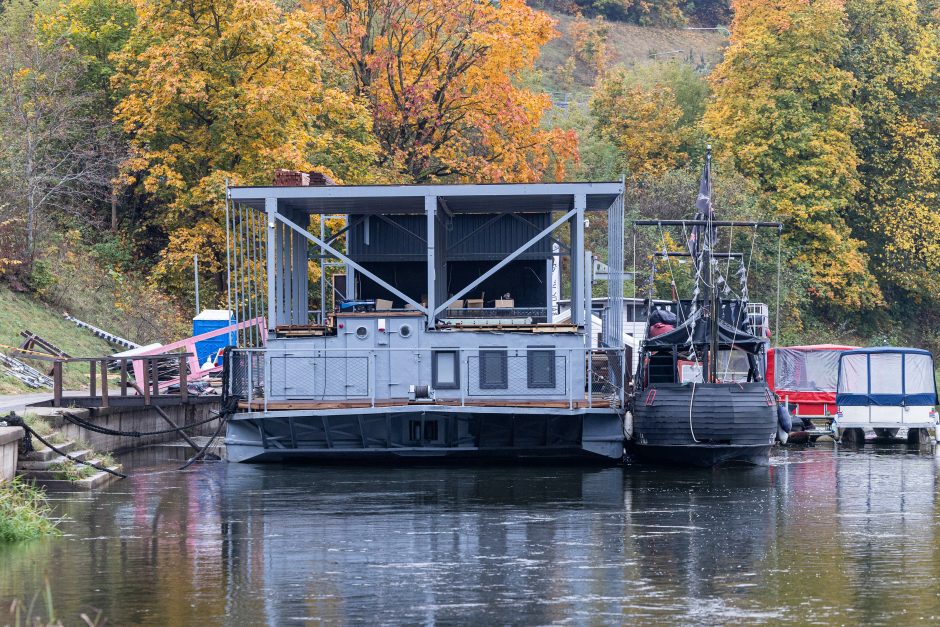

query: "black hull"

left=630, top=443, right=773, bottom=467
left=225, top=409, right=625, bottom=464
left=632, top=382, right=777, bottom=467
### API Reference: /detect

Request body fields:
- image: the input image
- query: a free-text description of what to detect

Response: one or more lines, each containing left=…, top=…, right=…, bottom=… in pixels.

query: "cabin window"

left=479, top=349, right=508, bottom=389
left=527, top=347, right=556, bottom=388
left=433, top=350, right=459, bottom=389
left=355, top=325, right=368, bottom=339
left=399, top=324, right=412, bottom=338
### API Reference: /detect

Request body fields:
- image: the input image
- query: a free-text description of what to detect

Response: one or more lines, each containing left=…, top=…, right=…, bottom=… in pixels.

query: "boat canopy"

left=836, top=347, right=938, bottom=407
left=768, top=345, right=856, bottom=393
left=641, top=313, right=766, bottom=353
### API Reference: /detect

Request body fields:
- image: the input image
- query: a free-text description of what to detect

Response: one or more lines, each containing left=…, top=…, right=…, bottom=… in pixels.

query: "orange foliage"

left=309, top=0, right=579, bottom=182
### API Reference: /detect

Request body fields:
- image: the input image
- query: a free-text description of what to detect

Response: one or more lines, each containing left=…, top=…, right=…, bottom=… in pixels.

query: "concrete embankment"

left=0, top=426, right=25, bottom=482
left=25, top=398, right=220, bottom=454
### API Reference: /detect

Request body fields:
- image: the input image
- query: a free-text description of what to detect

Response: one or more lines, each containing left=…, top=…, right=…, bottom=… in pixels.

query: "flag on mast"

left=688, top=146, right=715, bottom=261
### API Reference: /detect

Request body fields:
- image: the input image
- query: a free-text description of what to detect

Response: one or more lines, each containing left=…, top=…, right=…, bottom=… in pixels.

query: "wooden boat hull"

left=632, top=382, right=778, bottom=467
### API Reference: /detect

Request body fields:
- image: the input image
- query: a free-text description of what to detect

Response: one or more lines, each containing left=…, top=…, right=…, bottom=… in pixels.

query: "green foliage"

left=705, top=0, right=883, bottom=316
left=843, top=0, right=940, bottom=307
left=26, top=259, right=55, bottom=294
left=0, top=478, right=60, bottom=542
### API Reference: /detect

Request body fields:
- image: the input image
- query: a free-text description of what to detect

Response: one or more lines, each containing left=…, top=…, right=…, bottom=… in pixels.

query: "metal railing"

left=225, top=347, right=626, bottom=411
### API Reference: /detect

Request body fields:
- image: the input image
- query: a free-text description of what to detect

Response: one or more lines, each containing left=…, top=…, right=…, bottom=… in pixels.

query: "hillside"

left=536, top=9, right=727, bottom=92
left=0, top=287, right=115, bottom=394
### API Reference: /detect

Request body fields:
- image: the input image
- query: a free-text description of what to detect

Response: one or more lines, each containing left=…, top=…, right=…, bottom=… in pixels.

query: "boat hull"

left=629, top=443, right=773, bottom=467
left=225, top=408, right=625, bottom=464
left=632, top=382, right=778, bottom=467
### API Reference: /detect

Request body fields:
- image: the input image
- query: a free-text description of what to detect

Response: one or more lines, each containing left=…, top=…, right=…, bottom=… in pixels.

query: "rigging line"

left=657, top=224, right=699, bottom=367
left=721, top=225, right=759, bottom=382
left=775, top=229, right=782, bottom=348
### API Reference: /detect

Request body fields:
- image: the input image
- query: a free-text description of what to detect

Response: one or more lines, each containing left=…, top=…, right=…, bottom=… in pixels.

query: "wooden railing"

left=51, top=353, right=194, bottom=408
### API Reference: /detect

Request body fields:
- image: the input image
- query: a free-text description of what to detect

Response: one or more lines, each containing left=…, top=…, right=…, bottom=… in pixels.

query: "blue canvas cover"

left=836, top=347, right=938, bottom=406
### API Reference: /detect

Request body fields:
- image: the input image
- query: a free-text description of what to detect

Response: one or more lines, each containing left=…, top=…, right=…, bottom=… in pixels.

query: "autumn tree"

left=590, top=62, right=707, bottom=176
left=843, top=0, right=940, bottom=306
left=112, top=0, right=379, bottom=302
left=39, top=0, right=137, bottom=232
left=0, top=0, right=113, bottom=261
left=311, top=0, right=578, bottom=183
left=591, top=79, right=684, bottom=176
left=704, top=0, right=883, bottom=315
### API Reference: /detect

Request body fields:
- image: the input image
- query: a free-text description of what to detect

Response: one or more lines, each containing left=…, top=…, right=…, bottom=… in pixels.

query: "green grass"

left=48, top=459, right=97, bottom=481
left=21, top=414, right=67, bottom=446
left=0, top=286, right=114, bottom=394
left=0, top=478, right=59, bottom=542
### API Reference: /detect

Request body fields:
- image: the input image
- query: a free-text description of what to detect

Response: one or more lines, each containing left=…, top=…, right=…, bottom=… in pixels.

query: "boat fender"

left=777, top=404, right=793, bottom=433
left=777, top=426, right=789, bottom=445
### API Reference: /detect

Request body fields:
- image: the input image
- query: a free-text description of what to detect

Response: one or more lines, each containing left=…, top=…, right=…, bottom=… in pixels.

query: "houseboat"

left=220, top=181, right=629, bottom=463
left=629, top=151, right=783, bottom=466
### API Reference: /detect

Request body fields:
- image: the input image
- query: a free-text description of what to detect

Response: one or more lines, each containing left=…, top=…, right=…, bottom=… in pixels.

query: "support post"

left=571, top=193, right=586, bottom=327
left=100, top=358, right=109, bottom=408
left=179, top=354, right=188, bottom=402
left=52, top=361, right=62, bottom=407
left=89, top=360, right=97, bottom=398
left=120, top=359, right=128, bottom=396
left=265, top=197, right=277, bottom=333
left=143, top=359, right=151, bottom=405
left=426, top=195, right=436, bottom=328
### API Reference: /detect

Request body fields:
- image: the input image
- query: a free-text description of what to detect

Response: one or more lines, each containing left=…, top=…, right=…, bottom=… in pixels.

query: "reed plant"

left=0, top=478, right=59, bottom=542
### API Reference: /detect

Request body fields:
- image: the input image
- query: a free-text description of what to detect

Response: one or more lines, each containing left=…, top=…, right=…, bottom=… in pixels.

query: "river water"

left=2, top=444, right=939, bottom=625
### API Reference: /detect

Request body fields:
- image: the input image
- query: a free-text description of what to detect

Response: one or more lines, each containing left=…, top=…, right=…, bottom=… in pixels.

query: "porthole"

left=355, top=326, right=368, bottom=339
left=399, top=324, right=412, bottom=338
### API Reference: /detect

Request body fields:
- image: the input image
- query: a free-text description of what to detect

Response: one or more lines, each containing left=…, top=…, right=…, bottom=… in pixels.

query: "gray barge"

left=221, top=181, right=629, bottom=463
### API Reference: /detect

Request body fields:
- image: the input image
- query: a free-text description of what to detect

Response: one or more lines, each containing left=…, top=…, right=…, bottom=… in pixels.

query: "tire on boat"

left=841, top=427, right=866, bottom=446
left=907, top=428, right=929, bottom=447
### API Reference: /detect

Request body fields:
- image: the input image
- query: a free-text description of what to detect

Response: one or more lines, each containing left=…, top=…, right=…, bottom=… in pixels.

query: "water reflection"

left=1, top=446, right=939, bottom=624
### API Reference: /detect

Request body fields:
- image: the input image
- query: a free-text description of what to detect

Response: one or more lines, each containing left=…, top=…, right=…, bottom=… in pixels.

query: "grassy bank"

left=0, top=478, right=59, bottom=542
left=0, top=287, right=113, bottom=394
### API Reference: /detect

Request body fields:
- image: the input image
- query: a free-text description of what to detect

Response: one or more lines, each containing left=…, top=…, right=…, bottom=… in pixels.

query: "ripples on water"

left=1, top=444, right=939, bottom=625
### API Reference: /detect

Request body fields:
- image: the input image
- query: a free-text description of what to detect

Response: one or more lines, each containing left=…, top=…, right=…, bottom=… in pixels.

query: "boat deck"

left=237, top=397, right=614, bottom=411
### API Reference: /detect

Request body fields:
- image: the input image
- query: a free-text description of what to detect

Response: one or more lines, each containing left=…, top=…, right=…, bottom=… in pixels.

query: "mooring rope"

left=4, top=412, right=127, bottom=479
left=61, top=410, right=220, bottom=438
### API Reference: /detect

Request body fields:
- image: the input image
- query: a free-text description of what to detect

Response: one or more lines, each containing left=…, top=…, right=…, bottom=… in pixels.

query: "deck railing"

left=51, top=353, right=196, bottom=408
left=225, top=347, right=625, bottom=411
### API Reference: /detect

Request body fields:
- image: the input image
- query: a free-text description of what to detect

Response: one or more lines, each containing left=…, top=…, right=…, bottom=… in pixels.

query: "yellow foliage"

left=705, top=0, right=883, bottom=311
left=111, top=0, right=380, bottom=300
left=591, top=72, right=686, bottom=176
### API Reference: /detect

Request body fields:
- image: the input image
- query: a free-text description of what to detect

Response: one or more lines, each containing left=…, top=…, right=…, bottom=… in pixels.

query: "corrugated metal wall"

left=348, top=213, right=553, bottom=261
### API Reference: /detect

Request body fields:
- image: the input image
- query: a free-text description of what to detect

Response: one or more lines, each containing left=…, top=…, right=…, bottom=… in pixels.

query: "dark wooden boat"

left=629, top=150, right=781, bottom=467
